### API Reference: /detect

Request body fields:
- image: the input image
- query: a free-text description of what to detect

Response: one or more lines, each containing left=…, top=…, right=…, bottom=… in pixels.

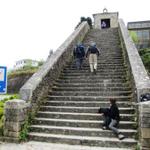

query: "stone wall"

left=118, top=19, right=150, bottom=149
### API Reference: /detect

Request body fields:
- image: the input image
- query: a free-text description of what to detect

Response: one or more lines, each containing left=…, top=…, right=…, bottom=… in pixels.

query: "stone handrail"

left=118, top=19, right=150, bottom=101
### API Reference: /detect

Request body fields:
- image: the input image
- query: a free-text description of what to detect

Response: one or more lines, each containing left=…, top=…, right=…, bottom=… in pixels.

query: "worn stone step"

left=32, top=118, right=136, bottom=129
left=40, top=106, right=134, bottom=113
left=52, top=87, right=131, bottom=92
left=59, top=76, right=127, bottom=80
left=56, top=79, right=128, bottom=83
left=50, top=90, right=132, bottom=96
left=54, top=83, right=130, bottom=88
left=36, top=111, right=134, bottom=121
left=43, top=100, right=133, bottom=108
left=47, top=95, right=133, bottom=102
left=61, top=72, right=126, bottom=76
left=63, top=69, right=127, bottom=73
left=30, top=125, right=136, bottom=138
left=28, top=132, right=137, bottom=148
left=68, top=63, right=125, bottom=66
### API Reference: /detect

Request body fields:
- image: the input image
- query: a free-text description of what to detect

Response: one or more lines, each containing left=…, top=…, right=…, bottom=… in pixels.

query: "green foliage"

left=139, top=48, right=150, bottom=72
left=0, top=107, right=3, bottom=118
left=0, top=116, right=4, bottom=136
left=8, top=67, right=38, bottom=78
left=19, top=119, right=29, bottom=141
left=135, top=144, right=141, bottom=150
left=129, top=31, right=139, bottom=43
left=38, top=59, right=44, bottom=66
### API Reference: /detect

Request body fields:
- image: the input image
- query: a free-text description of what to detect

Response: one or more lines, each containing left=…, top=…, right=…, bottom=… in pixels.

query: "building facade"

left=128, top=21, right=150, bottom=49
left=93, top=8, right=119, bottom=29
left=13, top=59, right=39, bottom=70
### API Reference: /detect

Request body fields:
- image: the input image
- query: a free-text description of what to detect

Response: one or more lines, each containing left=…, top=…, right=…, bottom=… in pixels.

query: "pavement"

left=0, top=141, right=133, bottom=150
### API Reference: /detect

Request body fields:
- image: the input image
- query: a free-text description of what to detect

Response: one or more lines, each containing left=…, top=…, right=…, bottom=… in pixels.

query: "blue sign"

left=0, top=66, right=7, bottom=94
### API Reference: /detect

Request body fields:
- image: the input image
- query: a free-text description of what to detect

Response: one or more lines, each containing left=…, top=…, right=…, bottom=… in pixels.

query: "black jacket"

left=109, top=104, right=120, bottom=121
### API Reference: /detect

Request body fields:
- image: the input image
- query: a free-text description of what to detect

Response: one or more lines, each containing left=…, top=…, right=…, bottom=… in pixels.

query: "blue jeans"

left=109, top=119, right=120, bottom=135
left=75, top=58, right=83, bottom=69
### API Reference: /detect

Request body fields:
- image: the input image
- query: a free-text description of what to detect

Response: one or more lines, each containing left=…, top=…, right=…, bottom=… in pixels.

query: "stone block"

left=4, top=130, right=20, bottom=138
left=5, top=109, right=27, bottom=121
left=4, top=121, right=23, bottom=132
left=141, top=138, right=150, bottom=149
left=141, top=128, right=150, bottom=138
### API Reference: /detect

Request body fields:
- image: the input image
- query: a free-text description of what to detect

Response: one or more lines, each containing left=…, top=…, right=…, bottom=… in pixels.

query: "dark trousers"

left=103, top=116, right=111, bottom=128
left=75, top=58, right=83, bottom=69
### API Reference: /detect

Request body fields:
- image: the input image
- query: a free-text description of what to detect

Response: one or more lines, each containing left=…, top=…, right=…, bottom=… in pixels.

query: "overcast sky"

left=0, top=0, right=149, bottom=70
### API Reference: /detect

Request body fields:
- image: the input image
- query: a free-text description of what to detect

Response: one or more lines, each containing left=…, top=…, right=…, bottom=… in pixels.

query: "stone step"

left=52, top=87, right=131, bottom=92
left=36, top=111, right=134, bottom=121
left=59, top=76, right=127, bottom=80
left=63, top=69, right=127, bottom=73
left=30, top=125, right=136, bottom=138
left=28, top=132, right=137, bottom=148
left=32, top=118, right=136, bottom=129
left=50, top=90, right=132, bottom=96
left=44, top=100, right=133, bottom=108
left=40, top=106, right=134, bottom=113
left=47, top=95, right=133, bottom=102
left=61, top=72, right=127, bottom=76
left=54, top=83, right=130, bottom=88
left=56, top=79, right=128, bottom=83
left=66, top=64, right=125, bottom=67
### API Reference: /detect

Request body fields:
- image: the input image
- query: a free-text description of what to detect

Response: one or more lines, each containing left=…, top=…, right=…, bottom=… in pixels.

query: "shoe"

left=118, top=133, right=125, bottom=140
left=102, top=126, right=107, bottom=130
left=94, top=69, right=97, bottom=75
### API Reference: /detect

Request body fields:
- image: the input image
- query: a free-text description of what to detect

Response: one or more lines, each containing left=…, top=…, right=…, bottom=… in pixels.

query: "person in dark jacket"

left=73, top=43, right=85, bottom=69
left=99, top=98, right=125, bottom=140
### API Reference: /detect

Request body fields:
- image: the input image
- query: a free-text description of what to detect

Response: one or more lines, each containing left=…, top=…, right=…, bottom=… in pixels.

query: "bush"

left=139, top=48, right=150, bottom=73
left=0, top=107, right=4, bottom=118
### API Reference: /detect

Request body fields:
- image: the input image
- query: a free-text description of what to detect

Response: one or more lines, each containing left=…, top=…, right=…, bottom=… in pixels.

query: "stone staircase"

left=28, top=28, right=137, bottom=149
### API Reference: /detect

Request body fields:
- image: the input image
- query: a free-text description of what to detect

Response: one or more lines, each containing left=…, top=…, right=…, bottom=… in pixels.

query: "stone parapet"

left=3, top=99, right=29, bottom=140
left=118, top=19, right=150, bottom=101
left=139, top=101, right=150, bottom=149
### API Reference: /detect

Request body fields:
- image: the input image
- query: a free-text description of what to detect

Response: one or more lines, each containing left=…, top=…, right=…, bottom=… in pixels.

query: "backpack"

left=140, top=93, right=150, bottom=102
left=75, top=46, right=82, bottom=54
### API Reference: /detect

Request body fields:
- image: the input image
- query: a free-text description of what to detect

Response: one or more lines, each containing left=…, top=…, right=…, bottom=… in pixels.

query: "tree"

left=129, top=31, right=139, bottom=44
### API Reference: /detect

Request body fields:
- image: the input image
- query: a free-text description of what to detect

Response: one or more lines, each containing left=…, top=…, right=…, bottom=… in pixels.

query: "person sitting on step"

left=98, top=98, right=125, bottom=140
